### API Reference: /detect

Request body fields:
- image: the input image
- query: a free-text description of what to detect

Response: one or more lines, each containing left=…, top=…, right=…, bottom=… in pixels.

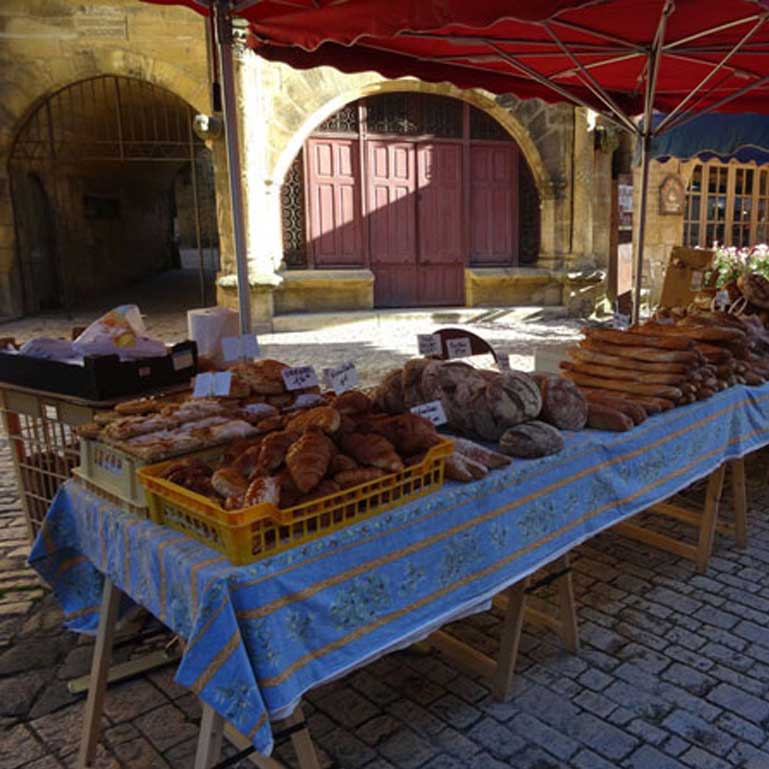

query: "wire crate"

left=138, top=439, right=453, bottom=565
left=0, top=386, right=105, bottom=538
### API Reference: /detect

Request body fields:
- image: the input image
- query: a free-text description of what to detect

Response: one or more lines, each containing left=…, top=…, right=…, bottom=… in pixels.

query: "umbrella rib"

left=657, top=14, right=768, bottom=133
left=543, top=22, right=635, bottom=132
left=548, top=18, right=643, bottom=52
left=486, top=42, right=635, bottom=133
left=663, top=13, right=764, bottom=51
left=399, top=32, right=626, bottom=54
left=548, top=51, right=643, bottom=80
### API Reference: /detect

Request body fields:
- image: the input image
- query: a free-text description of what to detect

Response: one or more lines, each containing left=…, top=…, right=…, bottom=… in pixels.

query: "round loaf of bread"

left=499, top=420, right=564, bottom=458
left=738, top=273, right=769, bottom=310
left=500, top=370, right=542, bottom=422
left=533, top=374, right=588, bottom=430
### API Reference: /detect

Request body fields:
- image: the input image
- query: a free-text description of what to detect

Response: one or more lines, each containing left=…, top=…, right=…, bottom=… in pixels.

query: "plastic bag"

left=18, top=338, right=77, bottom=361
left=72, top=305, right=167, bottom=360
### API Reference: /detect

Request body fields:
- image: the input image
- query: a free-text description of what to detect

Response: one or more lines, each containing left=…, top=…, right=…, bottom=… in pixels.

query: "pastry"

left=255, top=415, right=285, bottom=433
left=258, top=429, right=300, bottom=472
left=286, top=406, right=341, bottom=434
left=340, top=432, right=403, bottom=472
left=208, top=420, right=258, bottom=442
left=286, top=428, right=334, bottom=493
left=373, top=368, right=406, bottom=414
left=243, top=476, right=280, bottom=507
left=329, top=454, right=358, bottom=474
left=211, top=467, right=248, bottom=499
left=370, top=413, right=441, bottom=456
left=115, top=398, right=162, bottom=416
left=332, top=390, right=371, bottom=415
left=451, top=437, right=511, bottom=468
left=229, top=359, right=288, bottom=395
left=333, top=468, right=386, bottom=488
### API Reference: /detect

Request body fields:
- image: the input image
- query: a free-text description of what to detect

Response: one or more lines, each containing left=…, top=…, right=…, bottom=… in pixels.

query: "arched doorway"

left=281, top=92, right=541, bottom=307
left=9, top=76, right=218, bottom=314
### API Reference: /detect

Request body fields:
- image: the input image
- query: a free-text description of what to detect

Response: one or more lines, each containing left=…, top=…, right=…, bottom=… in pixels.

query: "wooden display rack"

left=614, top=459, right=747, bottom=574
left=77, top=579, right=322, bottom=769
left=420, top=554, right=578, bottom=701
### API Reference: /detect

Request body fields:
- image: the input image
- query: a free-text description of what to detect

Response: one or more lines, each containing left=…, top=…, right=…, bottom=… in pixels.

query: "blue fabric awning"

left=650, top=113, right=769, bottom=164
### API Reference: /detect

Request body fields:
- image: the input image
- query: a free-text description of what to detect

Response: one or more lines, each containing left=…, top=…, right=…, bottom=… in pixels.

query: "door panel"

left=469, top=144, right=518, bottom=264
left=306, top=138, right=362, bottom=266
left=367, top=141, right=418, bottom=306
left=417, top=143, right=464, bottom=305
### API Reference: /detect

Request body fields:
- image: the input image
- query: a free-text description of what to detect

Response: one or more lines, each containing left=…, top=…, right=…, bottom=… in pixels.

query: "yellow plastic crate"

left=137, top=439, right=453, bottom=565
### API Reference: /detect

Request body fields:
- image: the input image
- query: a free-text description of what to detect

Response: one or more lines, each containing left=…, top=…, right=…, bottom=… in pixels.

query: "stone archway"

left=273, top=79, right=551, bottom=200
left=6, top=75, right=219, bottom=314
left=0, top=34, right=213, bottom=316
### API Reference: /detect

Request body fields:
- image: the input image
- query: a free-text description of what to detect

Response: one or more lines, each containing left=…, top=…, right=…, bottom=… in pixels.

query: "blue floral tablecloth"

left=29, top=383, right=769, bottom=755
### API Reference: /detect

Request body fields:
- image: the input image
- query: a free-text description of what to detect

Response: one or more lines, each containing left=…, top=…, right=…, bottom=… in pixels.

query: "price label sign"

left=410, top=400, right=448, bottom=426
left=497, top=354, right=511, bottom=372
left=612, top=312, right=630, bottom=330
left=323, top=361, right=358, bottom=394
left=193, top=371, right=233, bottom=398
left=282, top=365, right=319, bottom=391
left=172, top=349, right=195, bottom=371
left=417, top=334, right=442, bottom=357
left=715, top=290, right=731, bottom=310
left=446, top=337, right=473, bottom=359
left=222, top=334, right=260, bottom=362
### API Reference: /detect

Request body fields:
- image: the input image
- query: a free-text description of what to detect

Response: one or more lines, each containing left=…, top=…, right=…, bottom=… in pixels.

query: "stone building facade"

left=0, top=1, right=627, bottom=326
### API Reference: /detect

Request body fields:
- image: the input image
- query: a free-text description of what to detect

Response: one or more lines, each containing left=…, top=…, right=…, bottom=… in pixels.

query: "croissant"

left=330, top=454, right=358, bottom=474
left=334, top=468, right=386, bottom=489
left=243, top=476, right=280, bottom=507
left=332, top=390, right=371, bottom=415
left=276, top=469, right=302, bottom=509
left=286, top=406, right=341, bottom=434
left=258, top=430, right=300, bottom=472
left=256, top=415, right=285, bottom=433
left=230, top=445, right=264, bottom=479
left=211, top=467, right=248, bottom=499
left=286, top=428, right=334, bottom=493
left=300, top=479, right=341, bottom=503
left=340, top=432, right=403, bottom=472
left=372, top=413, right=441, bottom=456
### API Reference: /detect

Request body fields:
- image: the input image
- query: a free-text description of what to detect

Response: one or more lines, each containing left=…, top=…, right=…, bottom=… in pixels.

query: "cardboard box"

left=659, top=246, right=715, bottom=309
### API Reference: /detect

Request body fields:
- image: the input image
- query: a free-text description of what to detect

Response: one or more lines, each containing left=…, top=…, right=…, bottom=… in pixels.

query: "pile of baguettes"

left=560, top=310, right=769, bottom=431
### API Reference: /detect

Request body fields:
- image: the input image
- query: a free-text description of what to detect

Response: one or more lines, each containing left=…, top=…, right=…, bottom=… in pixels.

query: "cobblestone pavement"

left=4, top=271, right=769, bottom=768
left=0, top=269, right=583, bottom=386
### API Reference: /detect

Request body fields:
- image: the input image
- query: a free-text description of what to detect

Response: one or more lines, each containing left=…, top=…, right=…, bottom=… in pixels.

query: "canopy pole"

left=633, top=131, right=651, bottom=325
left=214, top=1, right=252, bottom=334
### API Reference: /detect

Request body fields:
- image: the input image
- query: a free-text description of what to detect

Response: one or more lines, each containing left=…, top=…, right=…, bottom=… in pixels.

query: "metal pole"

left=188, top=114, right=207, bottom=307
left=633, top=131, right=651, bottom=325
left=214, top=1, right=252, bottom=333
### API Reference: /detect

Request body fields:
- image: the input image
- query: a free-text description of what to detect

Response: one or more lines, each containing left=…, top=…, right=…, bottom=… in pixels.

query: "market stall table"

left=29, top=382, right=769, bottom=766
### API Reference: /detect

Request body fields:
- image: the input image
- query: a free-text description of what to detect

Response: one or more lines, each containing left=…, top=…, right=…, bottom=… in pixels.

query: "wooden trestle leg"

left=77, top=577, right=120, bottom=769
left=194, top=705, right=321, bottom=769
left=615, top=459, right=747, bottom=574
left=424, top=554, right=579, bottom=702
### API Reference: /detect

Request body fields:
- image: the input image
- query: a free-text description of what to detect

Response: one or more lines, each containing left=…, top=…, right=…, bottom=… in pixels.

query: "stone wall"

left=632, top=157, right=696, bottom=305
left=0, top=0, right=214, bottom=317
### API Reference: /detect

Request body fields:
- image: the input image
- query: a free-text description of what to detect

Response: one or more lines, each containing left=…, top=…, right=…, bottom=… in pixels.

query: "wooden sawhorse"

left=614, top=458, right=747, bottom=574
left=420, top=554, right=579, bottom=701
left=76, top=578, right=321, bottom=769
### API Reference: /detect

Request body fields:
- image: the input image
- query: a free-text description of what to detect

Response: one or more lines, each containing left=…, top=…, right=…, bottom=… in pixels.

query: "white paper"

left=446, top=337, right=473, bottom=359
left=324, top=362, right=358, bottom=394
left=417, top=334, right=442, bottom=356
left=410, top=400, right=448, bottom=426
left=715, top=290, right=730, bottom=310
left=213, top=371, right=233, bottom=397
left=282, top=366, right=319, bottom=391
left=187, top=307, right=239, bottom=367
left=222, top=334, right=260, bottom=362
left=612, top=312, right=630, bottom=330
left=193, top=373, right=215, bottom=398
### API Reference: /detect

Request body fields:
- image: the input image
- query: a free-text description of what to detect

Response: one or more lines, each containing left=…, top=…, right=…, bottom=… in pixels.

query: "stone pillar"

left=214, top=28, right=281, bottom=330
left=571, top=107, right=595, bottom=265
left=0, top=172, right=21, bottom=318
left=592, top=125, right=616, bottom=269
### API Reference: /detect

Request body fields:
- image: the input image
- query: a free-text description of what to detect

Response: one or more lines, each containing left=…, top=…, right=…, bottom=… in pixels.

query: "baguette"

left=694, top=343, right=733, bottom=363
left=639, top=322, right=746, bottom=344
left=561, top=360, right=685, bottom=386
left=562, top=371, right=683, bottom=400
left=581, top=390, right=646, bottom=424
left=585, top=327, right=693, bottom=351
left=581, top=339, right=698, bottom=364
left=569, top=346, right=688, bottom=374
left=578, top=387, right=676, bottom=414
left=586, top=402, right=634, bottom=432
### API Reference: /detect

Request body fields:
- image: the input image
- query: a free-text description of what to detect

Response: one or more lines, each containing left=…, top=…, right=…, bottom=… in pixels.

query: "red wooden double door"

left=307, top=137, right=517, bottom=307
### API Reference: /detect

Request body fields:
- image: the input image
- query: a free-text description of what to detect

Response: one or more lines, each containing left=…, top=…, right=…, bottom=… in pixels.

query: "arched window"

left=280, top=93, right=540, bottom=307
